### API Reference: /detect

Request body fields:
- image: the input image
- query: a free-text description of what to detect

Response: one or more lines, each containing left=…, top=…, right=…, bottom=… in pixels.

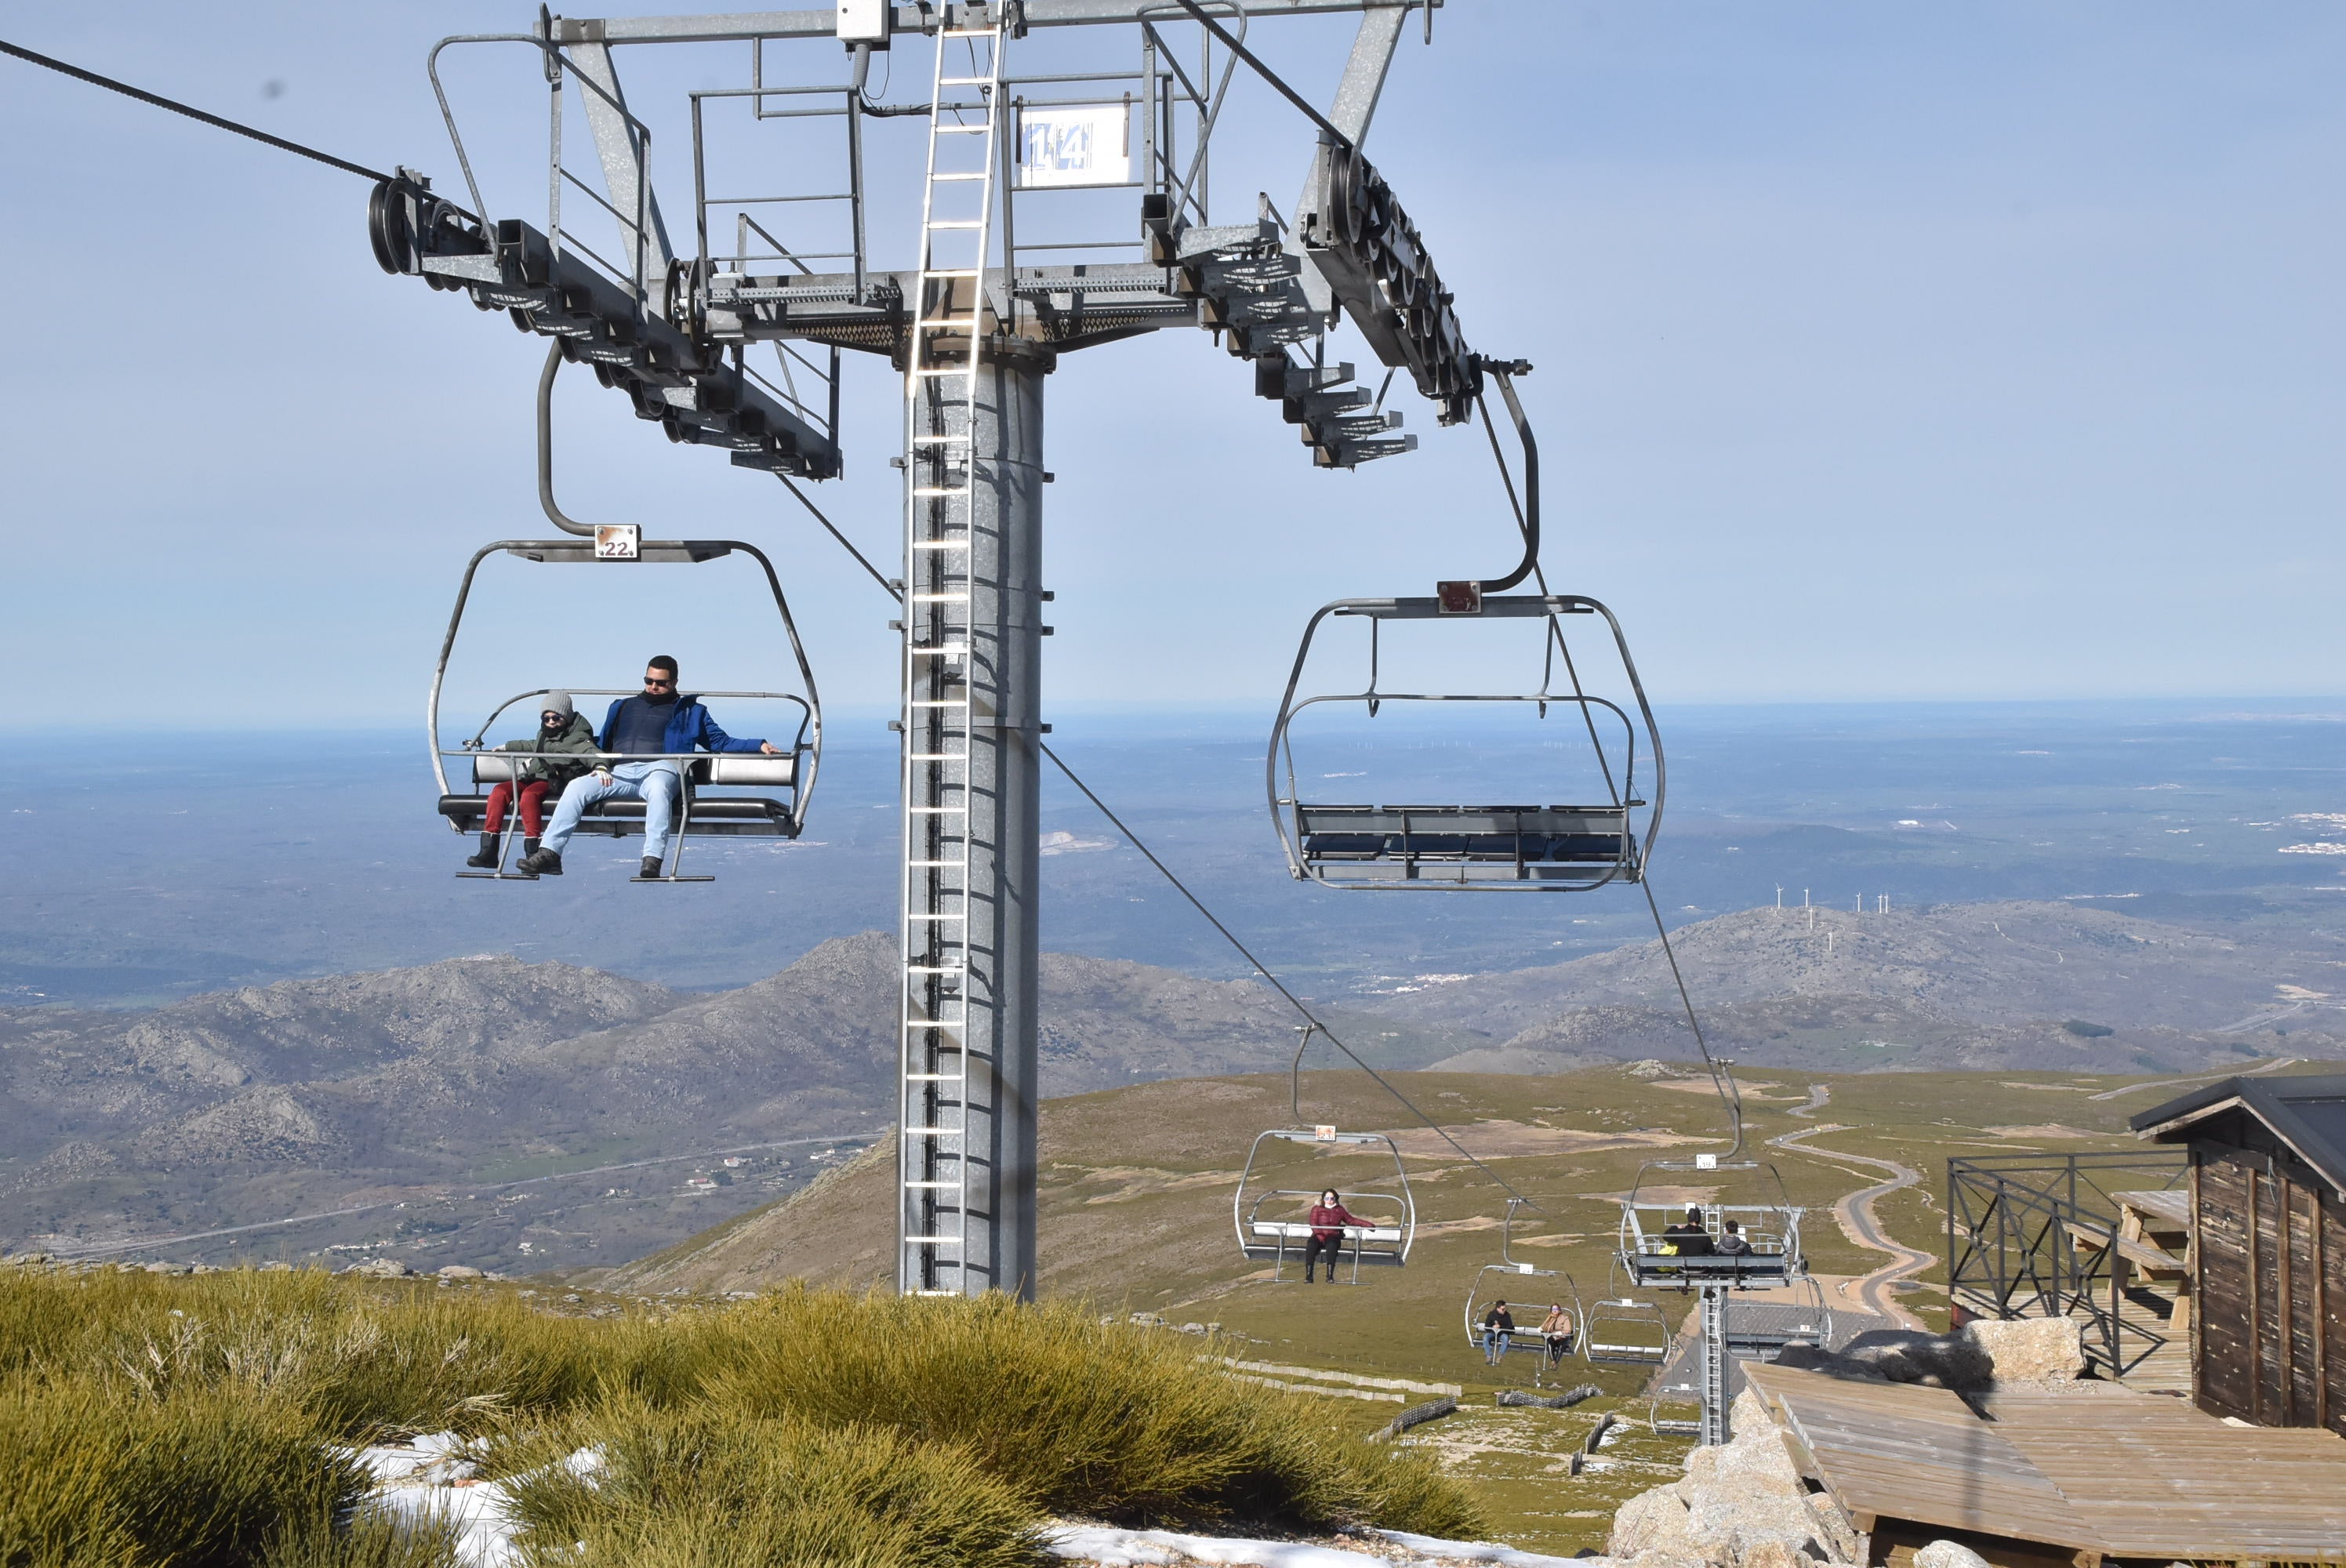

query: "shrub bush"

left=0, top=1267, right=1484, bottom=1562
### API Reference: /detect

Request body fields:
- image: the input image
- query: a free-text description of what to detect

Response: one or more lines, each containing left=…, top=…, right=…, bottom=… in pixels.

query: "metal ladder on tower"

left=897, top=7, right=1007, bottom=1298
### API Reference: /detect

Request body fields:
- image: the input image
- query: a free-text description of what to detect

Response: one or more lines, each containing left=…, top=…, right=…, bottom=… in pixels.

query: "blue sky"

left=1, top=1, right=2340, bottom=728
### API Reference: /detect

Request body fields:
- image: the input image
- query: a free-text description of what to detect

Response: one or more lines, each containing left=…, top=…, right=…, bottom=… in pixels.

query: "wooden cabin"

left=2130, top=1073, right=2346, bottom=1435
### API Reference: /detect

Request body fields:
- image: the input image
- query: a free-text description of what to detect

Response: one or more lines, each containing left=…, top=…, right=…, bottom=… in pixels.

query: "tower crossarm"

left=374, top=200, right=844, bottom=478
left=552, top=1, right=1438, bottom=48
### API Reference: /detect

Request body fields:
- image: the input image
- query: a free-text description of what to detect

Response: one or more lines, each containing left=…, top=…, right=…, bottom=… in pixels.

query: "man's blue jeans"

left=1482, top=1329, right=1511, bottom=1363
left=543, top=760, right=682, bottom=859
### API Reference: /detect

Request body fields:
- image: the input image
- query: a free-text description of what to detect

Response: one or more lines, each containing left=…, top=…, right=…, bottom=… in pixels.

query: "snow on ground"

left=1042, top=1523, right=1592, bottom=1568
left=336, top=1432, right=601, bottom=1568
left=335, top=1436, right=1592, bottom=1568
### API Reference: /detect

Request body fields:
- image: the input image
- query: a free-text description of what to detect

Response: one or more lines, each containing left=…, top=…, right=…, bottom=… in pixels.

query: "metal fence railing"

left=1945, top=1150, right=2188, bottom=1378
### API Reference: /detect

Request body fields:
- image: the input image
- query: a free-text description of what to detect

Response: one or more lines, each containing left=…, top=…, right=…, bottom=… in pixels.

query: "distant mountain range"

left=0, top=935, right=1300, bottom=1274
left=4, top=901, right=2338, bottom=1275
left=1381, top=902, right=2346, bottom=1075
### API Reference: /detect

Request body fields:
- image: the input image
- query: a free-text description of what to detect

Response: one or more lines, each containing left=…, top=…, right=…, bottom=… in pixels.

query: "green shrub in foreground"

left=692, top=1289, right=1483, bottom=1536
left=0, top=1374, right=364, bottom=1568
left=498, top=1398, right=1041, bottom=1568
left=0, top=1268, right=1484, bottom=1554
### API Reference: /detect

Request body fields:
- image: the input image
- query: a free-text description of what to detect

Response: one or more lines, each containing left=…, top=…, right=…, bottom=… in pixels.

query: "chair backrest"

left=703, top=753, right=796, bottom=786
left=472, top=755, right=525, bottom=785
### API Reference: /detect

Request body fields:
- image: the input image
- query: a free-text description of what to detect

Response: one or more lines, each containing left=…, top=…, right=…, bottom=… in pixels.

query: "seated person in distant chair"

left=1662, top=1205, right=1713, bottom=1257
left=1714, top=1218, right=1753, bottom=1257
left=1480, top=1299, right=1516, bottom=1365
left=519, top=656, right=781, bottom=879
left=1304, top=1189, right=1360, bottom=1283
left=1539, top=1301, right=1575, bottom=1365
left=465, top=692, right=600, bottom=868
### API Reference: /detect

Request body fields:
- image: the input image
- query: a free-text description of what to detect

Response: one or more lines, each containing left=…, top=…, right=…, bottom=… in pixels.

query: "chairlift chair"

left=1579, top=1257, right=1676, bottom=1367
left=1229, top=1024, right=1416, bottom=1280
left=427, top=535, right=821, bottom=883
left=1232, top=1127, right=1414, bottom=1282
left=1266, top=594, right=1660, bottom=891
left=1615, top=1153, right=1807, bottom=1293
left=1264, top=364, right=1665, bottom=892
left=1463, top=1248, right=1580, bottom=1383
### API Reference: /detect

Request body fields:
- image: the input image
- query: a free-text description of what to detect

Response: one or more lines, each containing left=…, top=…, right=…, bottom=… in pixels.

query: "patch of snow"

left=1042, top=1525, right=1589, bottom=1568
left=1371, top=1530, right=1590, bottom=1567
left=337, top=1433, right=602, bottom=1568
left=1043, top=1526, right=1385, bottom=1567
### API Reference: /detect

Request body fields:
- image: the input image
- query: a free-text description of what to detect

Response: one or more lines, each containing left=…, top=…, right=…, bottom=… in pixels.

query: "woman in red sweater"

left=1304, top=1188, right=1359, bottom=1283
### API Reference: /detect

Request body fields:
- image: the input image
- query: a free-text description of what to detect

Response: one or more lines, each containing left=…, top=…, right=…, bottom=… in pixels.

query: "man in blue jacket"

left=518, top=655, right=779, bottom=878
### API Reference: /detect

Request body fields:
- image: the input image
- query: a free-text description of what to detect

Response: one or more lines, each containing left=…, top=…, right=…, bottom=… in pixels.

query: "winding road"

left=2085, top=1054, right=2298, bottom=1102
left=1769, top=1086, right=1933, bottom=1330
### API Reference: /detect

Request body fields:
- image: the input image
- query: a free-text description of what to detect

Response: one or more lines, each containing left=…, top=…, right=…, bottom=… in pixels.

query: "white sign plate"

left=1019, top=103, right=1130, bottom=189
left=1313, top=1124, right=1338, bottom=1142
left=595, top=524, right=641, bottom=561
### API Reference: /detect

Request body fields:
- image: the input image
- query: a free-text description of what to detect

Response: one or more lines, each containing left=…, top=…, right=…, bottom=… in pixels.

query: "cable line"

left=0, top=36, right=397, bottom=184
left=1038, top=741, right=1540, bottom=1210
left=1469, top=369, right=1733, bottom=1154
left=768, top=477, right=1542, bottom=1211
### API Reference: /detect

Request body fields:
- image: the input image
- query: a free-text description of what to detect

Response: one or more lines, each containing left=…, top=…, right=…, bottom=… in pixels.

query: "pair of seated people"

left=1660, top=1207, right=1756, bottom=1259
left=465, top=656, right=782, bottom=878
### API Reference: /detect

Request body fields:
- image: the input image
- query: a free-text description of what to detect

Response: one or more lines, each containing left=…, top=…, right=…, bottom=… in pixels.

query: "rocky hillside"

left=5, top=899, right=2337, bottom=1276
left=0, top=935, right=1300, bottom=1274
left=1385, top=902, right=2346, bottom=1073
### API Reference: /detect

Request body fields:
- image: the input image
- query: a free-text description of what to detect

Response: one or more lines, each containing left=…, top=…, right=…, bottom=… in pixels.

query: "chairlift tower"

left=372, top=0, right=1480, bottom=1299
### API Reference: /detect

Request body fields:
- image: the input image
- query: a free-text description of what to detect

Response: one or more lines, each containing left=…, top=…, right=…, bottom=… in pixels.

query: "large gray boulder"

left=1913, top=1542, right=1992, bottom=1568
left=1962, top=1316, right=2084, bottom=1383
left=1769, top=1317, right=2083, bottom=1392
left=1610, top=1487, right=1699, bottom=1561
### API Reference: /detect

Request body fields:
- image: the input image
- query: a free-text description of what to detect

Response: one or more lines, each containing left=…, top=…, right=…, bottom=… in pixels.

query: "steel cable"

left=769, top=477, right=1542, bottom=1210
left=1473, top=379, right=1735, bottom=1155
left=0, top=36, right=397, bottom=183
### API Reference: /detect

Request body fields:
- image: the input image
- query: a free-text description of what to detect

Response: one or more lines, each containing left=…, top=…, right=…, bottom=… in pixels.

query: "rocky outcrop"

left=1912, top=1543, right=1992, bottom=1568
left=1608, top=1390, right=1855, bottom=1568
left=1605, top=1320, right=2090, bottom=1568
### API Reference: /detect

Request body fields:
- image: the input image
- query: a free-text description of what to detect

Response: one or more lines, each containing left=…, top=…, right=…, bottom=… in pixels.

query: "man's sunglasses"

left=643, top=676, right=674, bottom=687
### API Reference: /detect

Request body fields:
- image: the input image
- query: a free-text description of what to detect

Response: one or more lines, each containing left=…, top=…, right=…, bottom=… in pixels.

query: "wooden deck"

left=1746, top=1362, right=2346, bottom=1564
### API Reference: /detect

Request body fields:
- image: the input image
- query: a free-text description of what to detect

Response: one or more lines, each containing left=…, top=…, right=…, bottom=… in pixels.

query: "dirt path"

left=1768, top=1114, right=1932, bottom=1330
left=2085, top=1055, right=2297, bottom=1102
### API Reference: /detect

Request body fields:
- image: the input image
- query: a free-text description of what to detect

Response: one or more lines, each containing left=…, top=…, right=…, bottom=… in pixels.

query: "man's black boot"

left=640, top=856, right=664, bottom=880
left=464, top=834, right=499, bottom=869
left=517, top=848, right=563, bottom=877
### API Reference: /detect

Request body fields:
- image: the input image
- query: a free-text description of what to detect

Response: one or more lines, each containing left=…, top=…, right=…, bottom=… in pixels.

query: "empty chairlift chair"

left=1266, top=593, right=1662, bottom=891
left=428, top=536, right=821, bottom=881
left=1579, top=1259, right=1676, bottom=1367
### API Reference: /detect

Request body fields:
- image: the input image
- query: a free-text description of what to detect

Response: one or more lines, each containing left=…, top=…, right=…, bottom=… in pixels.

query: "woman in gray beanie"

left=466, top=691, right=603, bottom=868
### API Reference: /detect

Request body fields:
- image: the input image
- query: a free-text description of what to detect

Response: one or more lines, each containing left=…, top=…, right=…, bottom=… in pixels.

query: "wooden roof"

left=2129, top=1072, right=2346, bottom=1196
left=1745, top=1364, right=2346, bottom=1563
